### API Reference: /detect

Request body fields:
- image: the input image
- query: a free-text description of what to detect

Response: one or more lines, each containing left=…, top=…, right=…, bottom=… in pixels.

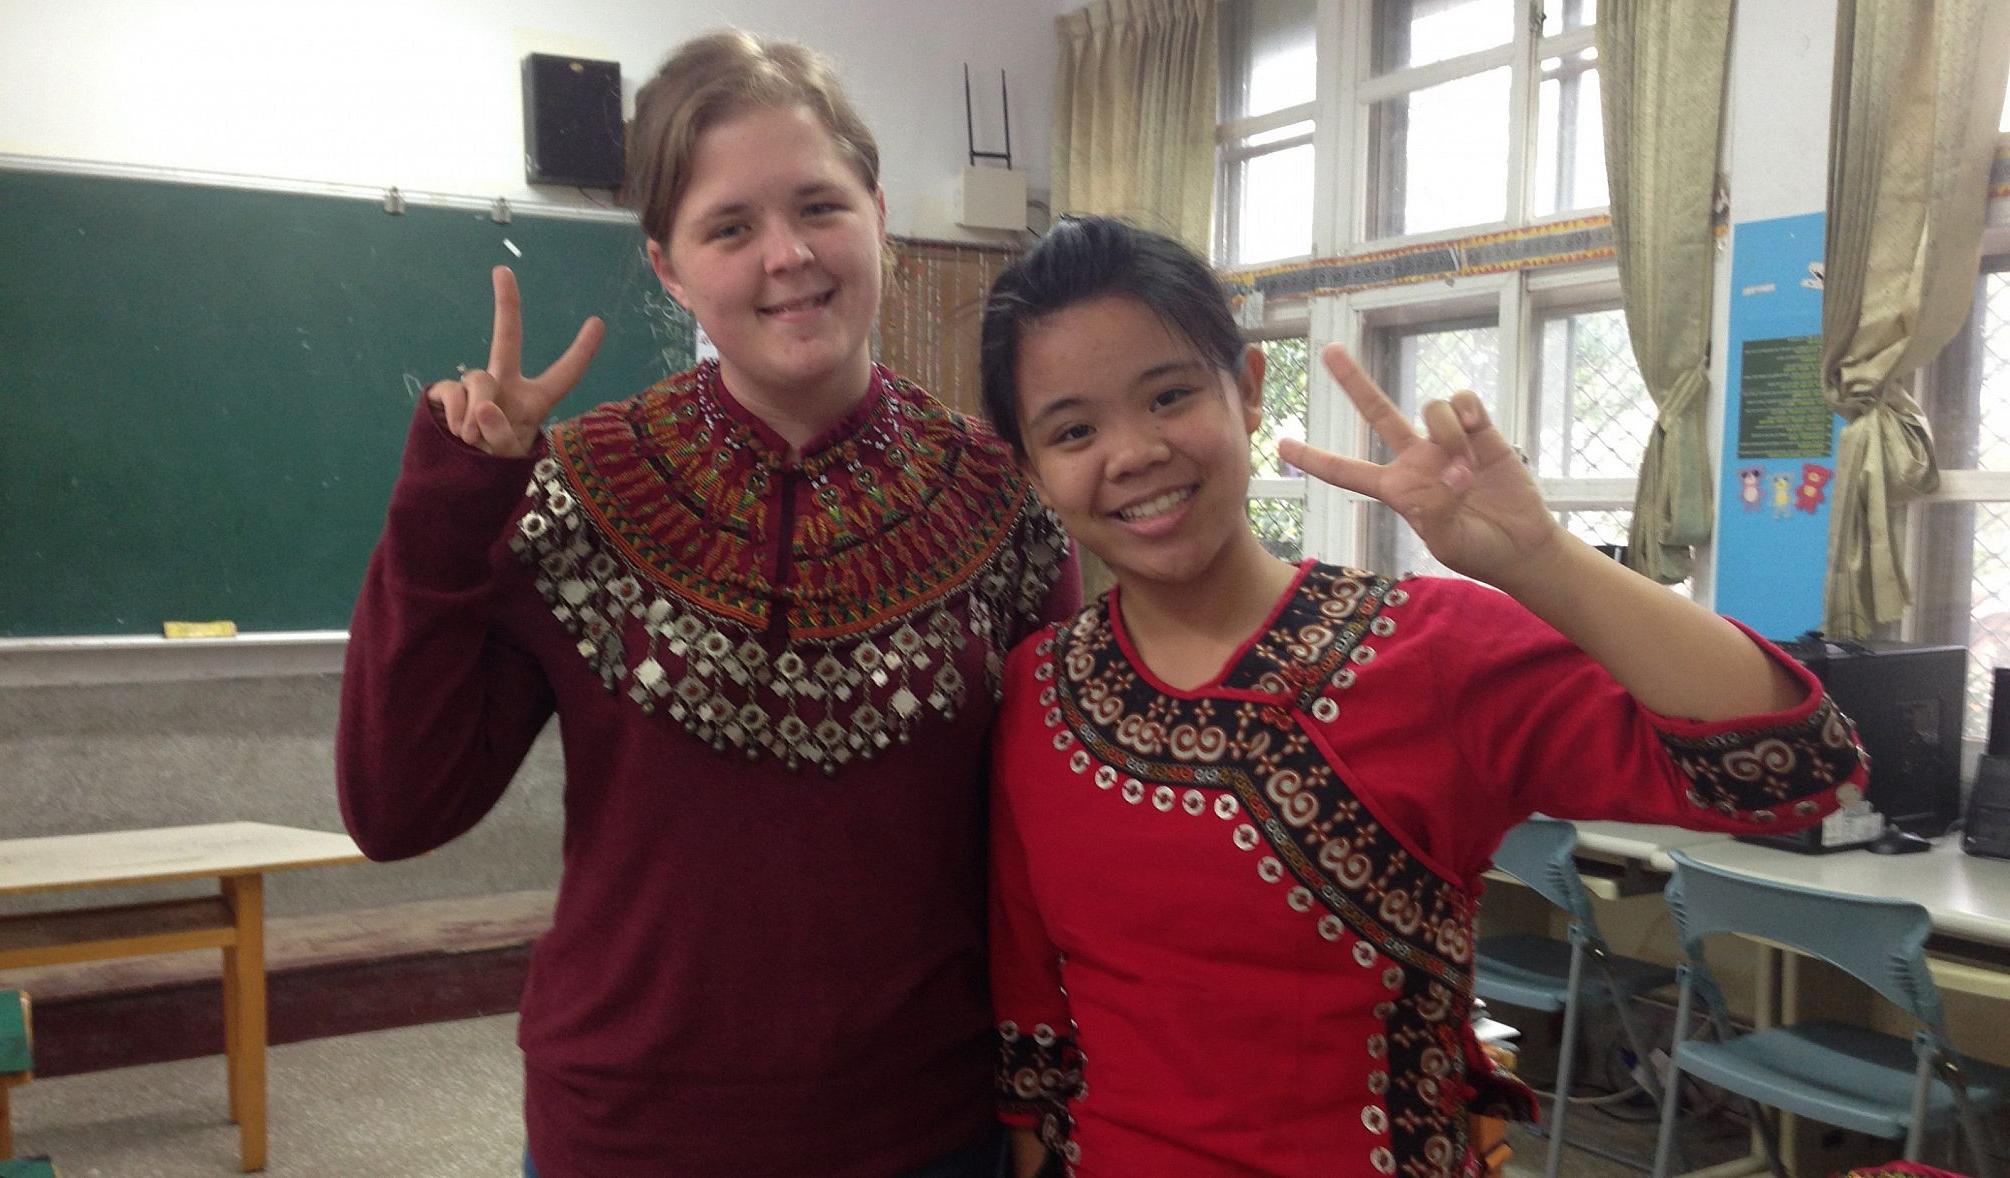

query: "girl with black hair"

left=977, top=216, right=1866, bottom=1178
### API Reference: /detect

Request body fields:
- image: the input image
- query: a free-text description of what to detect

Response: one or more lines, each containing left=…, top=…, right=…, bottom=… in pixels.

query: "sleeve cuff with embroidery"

left=996, top=1019, right=1086, bottom=1165
left=1647, top=622, right=1869, bottom=825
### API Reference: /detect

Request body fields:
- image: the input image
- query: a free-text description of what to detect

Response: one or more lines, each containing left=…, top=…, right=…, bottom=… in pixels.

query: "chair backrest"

left=1488, top=817, right=1596, bottom=926
left=1662, top=851, right=1945, bottom=1032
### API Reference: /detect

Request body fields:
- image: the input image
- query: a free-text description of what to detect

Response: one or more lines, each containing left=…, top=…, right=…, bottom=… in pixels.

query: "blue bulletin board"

left=1713, top=212, right=1843, bottom=640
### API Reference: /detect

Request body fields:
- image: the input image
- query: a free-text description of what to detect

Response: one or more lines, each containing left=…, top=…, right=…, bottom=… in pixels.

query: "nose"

left=1105, top=417, right=1171, bottom=481
left=761, top=223, right=814, bottom=275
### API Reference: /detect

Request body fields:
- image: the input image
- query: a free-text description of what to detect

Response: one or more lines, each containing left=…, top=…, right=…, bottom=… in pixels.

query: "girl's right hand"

left=428, top=266, right=605, bottom=457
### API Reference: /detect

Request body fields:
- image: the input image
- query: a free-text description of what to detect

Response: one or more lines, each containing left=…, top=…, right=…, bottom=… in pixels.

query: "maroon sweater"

left=338, top=364, right=1078, bottom=1177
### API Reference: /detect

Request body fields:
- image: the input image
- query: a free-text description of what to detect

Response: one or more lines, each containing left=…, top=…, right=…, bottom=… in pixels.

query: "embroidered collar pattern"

left=512, top=362, right=1067, bottom=773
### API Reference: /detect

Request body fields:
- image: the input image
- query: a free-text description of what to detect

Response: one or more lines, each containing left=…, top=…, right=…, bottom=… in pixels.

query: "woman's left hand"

left=1279, top=344, right=1563, bottom=589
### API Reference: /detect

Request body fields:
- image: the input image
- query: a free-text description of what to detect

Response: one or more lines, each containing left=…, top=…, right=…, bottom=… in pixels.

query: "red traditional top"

left=990, top=561, right=1867, bottom=1178
left=339, top=362, right=1077, bottom=1177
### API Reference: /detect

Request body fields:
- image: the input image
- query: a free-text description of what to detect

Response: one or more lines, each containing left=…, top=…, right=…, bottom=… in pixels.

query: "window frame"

left=1220, top=0, right=1646, bottom=575
left=1905, top=231, right=2010, bottom=758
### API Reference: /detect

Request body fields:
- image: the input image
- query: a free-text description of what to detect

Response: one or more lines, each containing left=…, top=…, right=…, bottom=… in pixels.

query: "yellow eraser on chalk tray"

left=163, top=620, right=238, bottom=639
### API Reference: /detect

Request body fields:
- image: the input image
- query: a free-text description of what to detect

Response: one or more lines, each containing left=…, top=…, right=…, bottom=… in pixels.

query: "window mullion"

left=1218, top=101, right=1320, bottom=142
left=1355, top=42, right=1519, bottom=104
left=1504, top=0, right=1538, bottom=228
left=1497, top=278, right=1532, bottom=453
left=1309, top=293, right=1360, bottom=563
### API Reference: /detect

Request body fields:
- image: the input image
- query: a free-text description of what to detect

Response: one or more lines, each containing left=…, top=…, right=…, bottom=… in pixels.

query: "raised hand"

left=427, top=266, right=606, bottom=457
left=1278, top=344, right=1562, bottom=588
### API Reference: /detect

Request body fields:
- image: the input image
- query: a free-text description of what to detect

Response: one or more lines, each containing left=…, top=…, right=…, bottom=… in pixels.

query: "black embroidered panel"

left=1658, top=694, right=1867, bottom=820
left=996, top=1022, right=1086, bottom=1166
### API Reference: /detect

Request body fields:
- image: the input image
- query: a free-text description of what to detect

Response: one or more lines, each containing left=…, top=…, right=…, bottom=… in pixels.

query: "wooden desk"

left=0, top=823, right=365, bottom=1171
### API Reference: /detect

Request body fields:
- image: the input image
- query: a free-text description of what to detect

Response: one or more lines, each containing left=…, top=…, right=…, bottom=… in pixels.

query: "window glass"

left=1371, top=0, right=1515, bottom=74
left=1245, top=0, right=1318, bottom=117
left=1234, top=142, right=1318, bottom=263
left=1533, top=50, right=1606, bottom=215
left=1366, top=67, right=1512, bottom=237
left=1250, top=499, right=1307, bottom=561
left=1251, top=336, right=1312, bottom=474
left=1533, top=307, right=1653, bottom=479
left=1366, top=322, right=1499, bottom=578
left=1540, top=0, right=1594, bottom=38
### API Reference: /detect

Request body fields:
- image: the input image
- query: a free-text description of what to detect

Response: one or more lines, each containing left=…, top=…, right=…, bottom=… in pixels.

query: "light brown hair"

left=625, top=31, right=882, bottom=244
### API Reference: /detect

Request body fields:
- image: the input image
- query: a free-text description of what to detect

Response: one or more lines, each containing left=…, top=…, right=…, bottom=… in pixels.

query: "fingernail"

left=1441, top=462, right=1473, bottom=492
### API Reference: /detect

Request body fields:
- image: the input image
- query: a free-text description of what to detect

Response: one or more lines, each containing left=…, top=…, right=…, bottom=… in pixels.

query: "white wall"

left=0, top=0, right=1060, bottom=240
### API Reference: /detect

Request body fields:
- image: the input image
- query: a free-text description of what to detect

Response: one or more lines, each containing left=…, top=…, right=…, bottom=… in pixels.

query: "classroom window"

left=1533, top=47, right=1606, bottom=217
left=1354, top=0, right=1606, bottom=242
left=1217, top=0, right=1319, bottom=265
left=1916, top=261, right=2010, bottom=743
left=1365, top=67, right=1513, bottom=238
left=1531, top=305, right=1652, bottom=481
left=1250, top=335, right=1313, bottom=560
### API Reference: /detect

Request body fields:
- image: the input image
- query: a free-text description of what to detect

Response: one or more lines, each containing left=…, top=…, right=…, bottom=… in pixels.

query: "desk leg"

left=222, top=874, right=267, bottom=1172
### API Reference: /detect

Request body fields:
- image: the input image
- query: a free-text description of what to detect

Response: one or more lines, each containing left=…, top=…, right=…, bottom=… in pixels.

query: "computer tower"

left=522, top=54, right=624, bottom=188
left=1738, top=637, right=1966, bottom=852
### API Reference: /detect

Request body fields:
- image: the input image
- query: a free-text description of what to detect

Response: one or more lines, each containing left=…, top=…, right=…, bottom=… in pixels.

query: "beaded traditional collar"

left=511, top=362, right=1067, bottom=772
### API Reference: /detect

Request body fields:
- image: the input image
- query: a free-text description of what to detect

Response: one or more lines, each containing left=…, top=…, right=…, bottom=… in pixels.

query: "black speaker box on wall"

left=522, top=53, right=623, bottom=188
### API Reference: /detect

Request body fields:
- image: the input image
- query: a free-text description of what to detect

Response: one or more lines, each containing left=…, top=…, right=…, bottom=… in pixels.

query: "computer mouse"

left=1866, top=827, right=1932, bottom=855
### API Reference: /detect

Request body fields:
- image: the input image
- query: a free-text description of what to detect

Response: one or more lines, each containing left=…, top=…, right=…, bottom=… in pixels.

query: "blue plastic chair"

left=1652, top=850, right=2010, bottom=1178
left=1476, top=818, right=1679, bottom=1178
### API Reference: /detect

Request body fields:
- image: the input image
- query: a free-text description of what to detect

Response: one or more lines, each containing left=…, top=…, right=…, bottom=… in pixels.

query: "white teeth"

left=1117, top=488, right=1194, bottom=522
left=764, top=291, right=832, bottom=314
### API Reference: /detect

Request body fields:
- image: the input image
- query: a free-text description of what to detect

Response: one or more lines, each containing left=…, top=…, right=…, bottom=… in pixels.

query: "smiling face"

left=1015, top=295, right=1270, bottom=593
left=647, top=103, right=886, bottom=418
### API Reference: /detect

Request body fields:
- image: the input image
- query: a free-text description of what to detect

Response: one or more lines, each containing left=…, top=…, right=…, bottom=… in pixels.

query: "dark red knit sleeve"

left=335, top=403, right=556, bottom=861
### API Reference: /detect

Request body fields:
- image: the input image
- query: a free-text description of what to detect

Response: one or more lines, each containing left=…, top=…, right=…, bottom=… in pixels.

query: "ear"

left=646, top=238, right=687, bottom=307
left=1235, top=344, right=1267, bottom=434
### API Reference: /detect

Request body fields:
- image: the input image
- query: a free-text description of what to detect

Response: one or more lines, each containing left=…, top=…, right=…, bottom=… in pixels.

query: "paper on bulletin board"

left=1713, top=212, right=1842, bottom=641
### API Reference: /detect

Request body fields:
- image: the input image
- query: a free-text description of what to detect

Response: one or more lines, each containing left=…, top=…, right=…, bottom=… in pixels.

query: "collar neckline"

left=700, top=359, right=893, bottom=463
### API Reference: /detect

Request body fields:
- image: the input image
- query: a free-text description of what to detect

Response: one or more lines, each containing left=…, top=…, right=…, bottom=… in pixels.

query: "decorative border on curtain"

left=1218, top=215, right=1618, bottom=304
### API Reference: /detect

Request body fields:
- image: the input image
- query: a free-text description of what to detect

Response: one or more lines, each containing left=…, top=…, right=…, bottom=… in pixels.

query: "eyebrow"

left=1022, top=359, right=1212, bottom=429
left=690, top=183, right=848, bottom=225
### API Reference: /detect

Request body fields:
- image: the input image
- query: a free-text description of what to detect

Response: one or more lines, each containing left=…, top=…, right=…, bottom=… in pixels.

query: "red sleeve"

left=1435, top=582, right=1866, bottom=844
left=335, top=403, right=556, bottom=861
left=989, top=630, right=1085, bottom=1153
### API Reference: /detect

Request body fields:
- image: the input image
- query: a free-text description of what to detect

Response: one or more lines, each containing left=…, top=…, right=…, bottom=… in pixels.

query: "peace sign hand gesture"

left=1279, top=344, right=1563, bottom=591
left=427, top=266, right=605, bottom=458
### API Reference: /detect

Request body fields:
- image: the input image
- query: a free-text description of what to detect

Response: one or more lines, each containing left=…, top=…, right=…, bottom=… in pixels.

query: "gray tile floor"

left=10, top=1016, right=525, bottom=1177
left=8, top=1015, right=1704, bottom=1177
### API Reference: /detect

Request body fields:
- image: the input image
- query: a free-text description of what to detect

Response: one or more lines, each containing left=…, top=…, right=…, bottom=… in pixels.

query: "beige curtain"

left=1053, top=0, right=1219, bottom=254
left=1053, top=0, right=1219, bottom=595
left=1820, top=0, right=2010, bottom=637
left=1596, top=0, right=1734, bottom=585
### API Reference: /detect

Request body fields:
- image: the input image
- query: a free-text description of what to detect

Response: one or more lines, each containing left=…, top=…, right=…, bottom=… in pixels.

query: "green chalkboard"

left=0, top=166, right=692, bottom=637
